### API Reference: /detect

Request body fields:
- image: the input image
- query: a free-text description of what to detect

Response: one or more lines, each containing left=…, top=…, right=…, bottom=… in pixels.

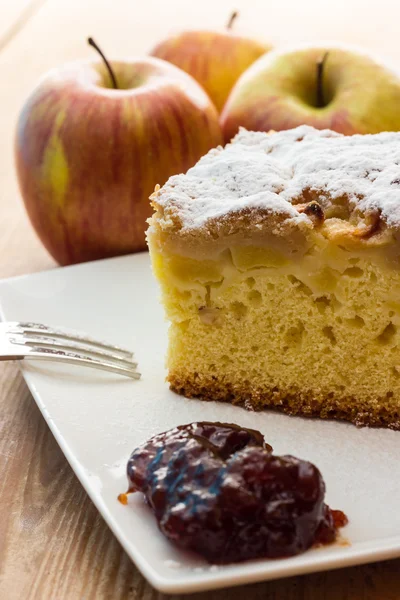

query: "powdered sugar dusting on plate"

left=154, top=125, right=400, bottom=232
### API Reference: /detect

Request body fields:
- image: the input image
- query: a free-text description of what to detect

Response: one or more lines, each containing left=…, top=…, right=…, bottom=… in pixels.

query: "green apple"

left=220, top=44, right=400, bottom=142
left=15, top=43, right=222, bottom=265
left=150, top=12, right=271, bottom=112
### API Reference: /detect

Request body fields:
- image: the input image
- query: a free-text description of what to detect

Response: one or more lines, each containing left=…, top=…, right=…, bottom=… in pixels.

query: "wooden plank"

left=1, top=0, right=400, bottom=597
left=0, top=0, right=46, bottom=44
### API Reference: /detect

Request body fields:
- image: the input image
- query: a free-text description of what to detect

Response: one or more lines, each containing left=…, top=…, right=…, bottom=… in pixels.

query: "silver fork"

left=0, top=322, right=140, bottom=379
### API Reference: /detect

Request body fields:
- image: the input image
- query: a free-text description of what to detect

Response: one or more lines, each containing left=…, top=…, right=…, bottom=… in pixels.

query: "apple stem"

left=316, top=52, right=329, bottom=108
left=227, top=11, right=238, bottom=29
left=87, top=37, right=119, bottom=89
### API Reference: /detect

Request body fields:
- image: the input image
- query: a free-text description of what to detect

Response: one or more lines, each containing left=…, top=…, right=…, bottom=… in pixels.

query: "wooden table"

left=1, top=1, right=400, bottom=598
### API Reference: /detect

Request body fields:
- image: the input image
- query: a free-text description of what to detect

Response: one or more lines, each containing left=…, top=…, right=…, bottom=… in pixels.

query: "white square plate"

left=1, top=253, right=400, bottom=594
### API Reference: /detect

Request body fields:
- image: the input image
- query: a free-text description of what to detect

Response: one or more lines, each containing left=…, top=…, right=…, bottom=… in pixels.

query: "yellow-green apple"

left=150, top=12, right=271, bottom=112
left=220, top=44, right=400, bottom=142
left=15, top=42, right=222, bottom=266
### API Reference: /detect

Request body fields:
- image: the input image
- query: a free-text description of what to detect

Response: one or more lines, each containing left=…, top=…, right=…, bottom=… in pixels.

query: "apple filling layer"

left=151, top=243, right=400, bottom=428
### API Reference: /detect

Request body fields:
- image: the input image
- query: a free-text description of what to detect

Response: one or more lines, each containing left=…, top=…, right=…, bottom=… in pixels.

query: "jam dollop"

left=121, top=422, right=347, bottom=564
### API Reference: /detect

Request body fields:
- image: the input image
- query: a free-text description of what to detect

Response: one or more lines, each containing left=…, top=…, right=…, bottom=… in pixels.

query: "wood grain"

left=1, top=1, right=400, bottom=598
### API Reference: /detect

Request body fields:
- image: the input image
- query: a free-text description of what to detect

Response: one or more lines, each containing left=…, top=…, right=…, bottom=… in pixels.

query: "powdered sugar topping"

left=154, top=126, right=400, bottom=233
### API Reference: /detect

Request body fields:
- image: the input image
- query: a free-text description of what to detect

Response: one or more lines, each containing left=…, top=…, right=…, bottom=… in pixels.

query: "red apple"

left=15, top=46, right=222, bottom=265
left=220, top=44, right=400, bottom=142
left=150, top=12, right=271, bottom=112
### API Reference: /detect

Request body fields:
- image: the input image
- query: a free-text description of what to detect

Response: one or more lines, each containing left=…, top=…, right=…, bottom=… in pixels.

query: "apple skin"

left=15, top=57, right=222, bottom=265
left=220, top=44, right=400, bottom=142
left=150, top=30, right=271, bottom=112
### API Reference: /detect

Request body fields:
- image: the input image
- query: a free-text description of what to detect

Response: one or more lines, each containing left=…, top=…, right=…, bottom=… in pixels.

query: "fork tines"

left=5, top=321, right=140, bottom=379
left=17, top=322, right=134, bottom=356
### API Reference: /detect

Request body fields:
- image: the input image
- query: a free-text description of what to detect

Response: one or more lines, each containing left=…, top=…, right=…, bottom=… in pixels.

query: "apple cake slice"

left=147, top=125, right=400, bottom=429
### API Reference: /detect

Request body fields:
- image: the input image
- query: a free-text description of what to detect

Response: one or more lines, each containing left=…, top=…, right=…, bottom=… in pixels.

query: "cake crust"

left=169, top=373, right=400, bottom=430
